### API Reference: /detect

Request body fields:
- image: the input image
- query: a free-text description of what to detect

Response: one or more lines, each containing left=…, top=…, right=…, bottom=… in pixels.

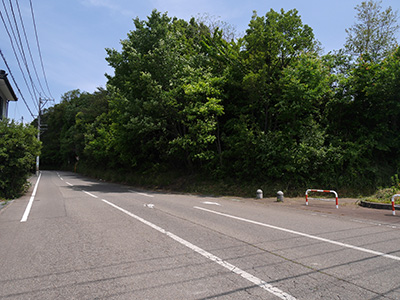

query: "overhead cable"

left=0, top=1, right=38, bottom=110
left=0, top=48, right=35, bottom=119
left=29, top=0, right=53, bottom=99
left=15, top=0, right=49, bottom=99
left=6, top=0, right=40, bottom=105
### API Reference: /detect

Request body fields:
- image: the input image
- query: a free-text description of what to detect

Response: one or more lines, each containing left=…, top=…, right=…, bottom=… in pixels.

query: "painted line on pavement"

left=138, top=192, right=154, bottom=198
left=129, top=190, right=154, bottom=198
left=66, top=182, right=73, bottom=186
left=20, top=172, right=42, bottom=222
left=101, top=198, right=296, bottom=300
left=194, top=206, right=400, bottom=262
left=83, top=191, right=98, bottom=198
left=202, top=201, right=221, bottom=206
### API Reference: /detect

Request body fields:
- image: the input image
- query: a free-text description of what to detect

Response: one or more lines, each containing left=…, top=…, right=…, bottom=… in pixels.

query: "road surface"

left=1, top=170, right=400, bottom=299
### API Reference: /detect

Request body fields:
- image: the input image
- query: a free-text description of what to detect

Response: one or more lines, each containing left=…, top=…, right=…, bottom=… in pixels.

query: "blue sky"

left=1, top=0, right=400, bottom=123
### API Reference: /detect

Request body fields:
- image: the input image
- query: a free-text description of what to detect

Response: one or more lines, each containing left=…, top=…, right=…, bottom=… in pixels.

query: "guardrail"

left=306, top=189, right=339, bottom=209
left=391, top=194, right=400, bottom=216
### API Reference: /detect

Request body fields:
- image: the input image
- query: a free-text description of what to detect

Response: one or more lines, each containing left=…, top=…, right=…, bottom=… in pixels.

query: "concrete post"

left=256, top=189, right=263, bottom=199
left=277, top=191, right=284, bottom=202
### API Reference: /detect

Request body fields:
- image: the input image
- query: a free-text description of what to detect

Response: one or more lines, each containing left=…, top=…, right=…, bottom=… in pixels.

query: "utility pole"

left=36, top=102, right=40, bottom=176
left=36, top=96, right=53, bottom=176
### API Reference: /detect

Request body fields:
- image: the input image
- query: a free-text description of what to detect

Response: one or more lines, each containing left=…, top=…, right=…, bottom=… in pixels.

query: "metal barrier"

left=306, top=189, right=339, bottom=209
left=391, top=194, right=400, bottom=216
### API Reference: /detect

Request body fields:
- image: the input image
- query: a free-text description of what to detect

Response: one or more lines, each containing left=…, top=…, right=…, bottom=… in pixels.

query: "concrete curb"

left=359, top=200, right=400, bottom=210
left=0, top=200, right=13, bottom=213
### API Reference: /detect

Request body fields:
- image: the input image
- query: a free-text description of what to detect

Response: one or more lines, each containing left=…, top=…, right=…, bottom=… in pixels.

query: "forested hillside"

left=39, top=5, right=400, bottom=196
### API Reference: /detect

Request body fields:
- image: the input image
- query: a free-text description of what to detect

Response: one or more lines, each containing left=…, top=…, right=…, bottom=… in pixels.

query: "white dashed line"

left=202, top=201, right=221, bottom=206
left=129, top=190, right=154, bottom=198
left=83, top=191, right=98, bottom=198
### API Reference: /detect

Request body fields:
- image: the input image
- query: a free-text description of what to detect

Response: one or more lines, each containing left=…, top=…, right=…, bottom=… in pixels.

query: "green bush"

left=0, top=120, right=41, bottom=199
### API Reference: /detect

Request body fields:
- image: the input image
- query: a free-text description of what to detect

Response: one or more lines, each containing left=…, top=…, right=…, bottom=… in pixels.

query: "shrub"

left=0, top=120, right=41, bottom=199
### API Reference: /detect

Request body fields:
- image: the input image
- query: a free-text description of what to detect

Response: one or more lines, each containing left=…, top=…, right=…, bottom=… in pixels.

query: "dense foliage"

left=0, top=120, right=41, bottom=199
left=39, top=7, right=400, bottom=195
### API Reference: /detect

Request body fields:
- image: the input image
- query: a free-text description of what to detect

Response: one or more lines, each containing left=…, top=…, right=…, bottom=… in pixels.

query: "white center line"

left=101, top=198, right=296, bottom=300
left=21, top=172, right=42, bottom=222
left=194, top=206, right=400, bottom=262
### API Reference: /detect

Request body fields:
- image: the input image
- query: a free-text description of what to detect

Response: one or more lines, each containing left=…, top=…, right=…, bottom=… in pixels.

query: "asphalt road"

left=1, top=170, right=400, bottom=299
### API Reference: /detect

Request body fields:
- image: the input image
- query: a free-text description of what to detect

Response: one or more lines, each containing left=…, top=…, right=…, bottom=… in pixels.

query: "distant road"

left=1, top=170, right=400, bottom=299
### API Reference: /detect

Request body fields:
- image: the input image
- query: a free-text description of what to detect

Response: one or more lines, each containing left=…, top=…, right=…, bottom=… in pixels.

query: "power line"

left=6, top=0, right=40, bottom=103
left=29, top=0, right=53, bottom=99
left=0, top=1, right=38, bottom=111
left=15, top=0, right=50, bottom=99
left=0, top=48, right=35, bottom=119
left=0, top=0, right=54, bottom=122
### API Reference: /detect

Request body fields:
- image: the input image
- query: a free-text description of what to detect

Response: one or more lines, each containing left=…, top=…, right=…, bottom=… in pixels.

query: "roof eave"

left=0, top=70, right=18, bottom=102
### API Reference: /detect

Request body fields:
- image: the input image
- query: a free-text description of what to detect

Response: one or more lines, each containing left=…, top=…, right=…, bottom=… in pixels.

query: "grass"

left=65, top=163, right=385, bottom=199
left=72, top=164, right=301, bottom=198
left=0, top=198, right=10, bottom=208
left=361, top=188, right=400, bottom=204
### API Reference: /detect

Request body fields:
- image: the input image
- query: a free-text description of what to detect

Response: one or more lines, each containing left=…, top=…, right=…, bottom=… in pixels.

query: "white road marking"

left=350, top=218, right=398, bottom=229
left=66, top=182, right=73, bottom=186
left=202, top=201, right=221, bottom=206
left=138, top=192, right=154, bottom=197
left=194, top=206, right=400, bottom=262
left=101, top=199, right=296, bottom=300
left=83, top=191, right=98, bottom=198
left=21, top=173, right=42, bottom=222
left=129, top=190, right=154, bottom=198
left=144, top=203, right=155, bottom=208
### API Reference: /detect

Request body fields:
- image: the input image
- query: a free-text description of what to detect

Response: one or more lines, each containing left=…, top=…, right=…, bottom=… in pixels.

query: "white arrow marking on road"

left=144, top=203, right=155, bottom=208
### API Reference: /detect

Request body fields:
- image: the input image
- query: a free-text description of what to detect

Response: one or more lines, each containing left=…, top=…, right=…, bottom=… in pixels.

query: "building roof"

left=0, top=70, right=18, bottom=102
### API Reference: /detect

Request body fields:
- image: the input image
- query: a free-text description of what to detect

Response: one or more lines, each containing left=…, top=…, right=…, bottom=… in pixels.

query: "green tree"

left=39, top=102, right=66, bottom=168
left=241, top=8, right=319, bottom=133
left=250, top=54, right=333, bottom=186
left=105, top=10, right=225, bottom=171
left=40, top=88, right=108, bottom=169
left=220, top=9, right=322, bottom=181
left=322, top=47, right=400, bottom=188
left=345, top=0, right=399, bottom=61
left=0, top=120, right=41, bottom=199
